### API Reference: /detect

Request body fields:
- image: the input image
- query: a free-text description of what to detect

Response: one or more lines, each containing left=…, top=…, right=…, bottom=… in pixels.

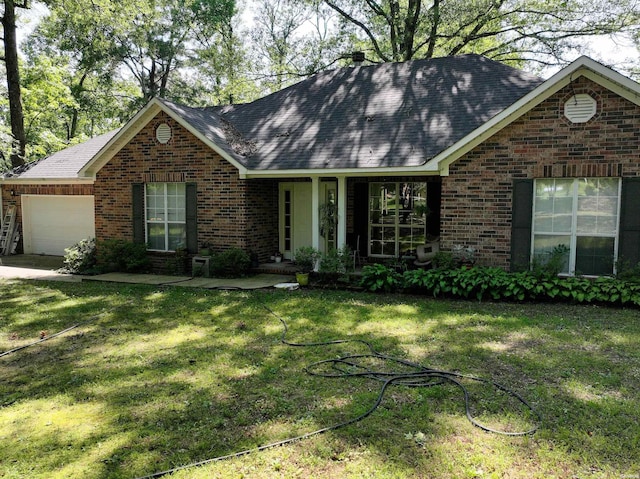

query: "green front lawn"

left=1, top=280, right=639, bottom=478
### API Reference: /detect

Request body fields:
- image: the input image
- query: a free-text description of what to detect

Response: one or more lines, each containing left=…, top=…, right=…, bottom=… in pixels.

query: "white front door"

left=279, top=183, right=312, bottom=259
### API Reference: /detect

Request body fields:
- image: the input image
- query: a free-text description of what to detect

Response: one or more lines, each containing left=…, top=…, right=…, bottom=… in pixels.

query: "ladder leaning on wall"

left=0, top=205, right=17, bottom=256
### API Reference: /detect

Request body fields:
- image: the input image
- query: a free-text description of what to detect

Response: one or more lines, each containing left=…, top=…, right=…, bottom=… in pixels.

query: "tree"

left=25, top=0, right=140, bottom=143
left=7, top=0, right=235, bottom=163
left=113, top=0, right=235, bottom=102
left=1, top=0, right=28, bottom=167
left=321, top=0, right=640, bottom=66
left=251, top=0, right=351, bottom=92
left=196, top=12, right=262, bottom=105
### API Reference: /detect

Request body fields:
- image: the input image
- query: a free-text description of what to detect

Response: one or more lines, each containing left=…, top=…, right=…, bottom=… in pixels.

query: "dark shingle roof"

left=3, top=130, right=119, bottom=179
left=4, top=55, right=544, bottom=179
left=217, top=54, right=543, bottom=170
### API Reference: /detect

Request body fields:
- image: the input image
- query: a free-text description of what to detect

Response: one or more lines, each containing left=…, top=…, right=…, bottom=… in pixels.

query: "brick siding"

left=94, top=112, right=279, bottom=271
left=442, top=77, right=640, bottom=269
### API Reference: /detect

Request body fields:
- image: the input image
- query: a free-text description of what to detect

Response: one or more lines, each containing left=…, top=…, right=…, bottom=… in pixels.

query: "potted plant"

left=274, top=251, right=283, bottom=263
left=294, top=246, right=319, bottom=286
left=199, top=241, right=211, bottom=256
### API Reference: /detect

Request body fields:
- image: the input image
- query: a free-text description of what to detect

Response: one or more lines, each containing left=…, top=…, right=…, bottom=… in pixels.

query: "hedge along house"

left=1, top=54, right=639, bottom=275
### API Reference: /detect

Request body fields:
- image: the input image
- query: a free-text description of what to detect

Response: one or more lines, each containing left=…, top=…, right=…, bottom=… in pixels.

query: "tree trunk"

left=2, top=0, right=27, bottom=167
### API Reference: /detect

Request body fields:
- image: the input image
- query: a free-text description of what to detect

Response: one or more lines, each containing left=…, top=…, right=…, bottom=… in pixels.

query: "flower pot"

left=296, top=272, right=309, bottom=286
left=275, top=256, right=282, bottom=263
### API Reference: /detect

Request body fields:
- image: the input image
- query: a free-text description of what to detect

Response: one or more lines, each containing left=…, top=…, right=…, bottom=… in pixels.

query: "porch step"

left=251, top=261, right=299, bottom=275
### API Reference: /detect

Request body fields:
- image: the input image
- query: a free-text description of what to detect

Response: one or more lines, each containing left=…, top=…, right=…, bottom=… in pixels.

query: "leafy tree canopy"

left=320, top=0, right=640, bottom=67
left=2, top=0, right=640, bottom=166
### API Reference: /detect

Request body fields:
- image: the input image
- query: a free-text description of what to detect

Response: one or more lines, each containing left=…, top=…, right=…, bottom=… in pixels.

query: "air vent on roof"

left=156, top=123, right=172, bottom=144
left=564, top=94, right=597, bottom=123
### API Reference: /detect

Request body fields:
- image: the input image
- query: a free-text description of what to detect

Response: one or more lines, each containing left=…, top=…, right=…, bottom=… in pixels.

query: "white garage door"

left=22, top=195, right=95, bottom=255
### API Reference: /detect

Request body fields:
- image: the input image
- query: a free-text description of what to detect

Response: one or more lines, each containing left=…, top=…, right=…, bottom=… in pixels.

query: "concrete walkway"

left=82, top=272, right=296, bottom=290
left=0, top=254, right=295, bottom=289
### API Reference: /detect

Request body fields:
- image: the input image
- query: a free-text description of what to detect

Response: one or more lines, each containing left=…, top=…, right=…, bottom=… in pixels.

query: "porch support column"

left=311, top=176, right=320, bottom=249
left=337, top=175, right=347, bottom=248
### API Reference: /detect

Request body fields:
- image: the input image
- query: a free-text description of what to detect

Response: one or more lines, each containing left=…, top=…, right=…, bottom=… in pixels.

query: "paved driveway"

left=0, top=255, right=80, bottom=282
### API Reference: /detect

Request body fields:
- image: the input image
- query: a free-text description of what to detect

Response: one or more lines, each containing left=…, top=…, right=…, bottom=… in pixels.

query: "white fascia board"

left=79, top=98, right=248, bottom=178
left=427, top=56, right=640, bottom=176
left=0, top=177, right=94, bottom=185
left=79, top=100, right=163, bottom=177
left=244, top=164, right=441, bottom=179
left=161, top=106, right=249, bottom=178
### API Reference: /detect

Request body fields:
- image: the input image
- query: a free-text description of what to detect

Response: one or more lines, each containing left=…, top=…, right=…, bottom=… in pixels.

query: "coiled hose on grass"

left=135, top=303, right=541, bottom=479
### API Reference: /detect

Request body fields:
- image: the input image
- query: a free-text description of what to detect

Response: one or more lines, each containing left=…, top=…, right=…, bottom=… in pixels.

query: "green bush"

left=210, top=247, right=251, bottom=278
left=61, top=237, right=97, bottom=274
left=294, top=246, right=320, bottom=273
left=615, top=258, right=640, bottom=283
left=96, top=239, right=150, bottom=273
left=531, top=244, right=570, bottom=277
left=360, top=263, right=401, bottom=292
left=400, top=266, right=640, bottom=307
left=317, top=246, right=353, bottom=281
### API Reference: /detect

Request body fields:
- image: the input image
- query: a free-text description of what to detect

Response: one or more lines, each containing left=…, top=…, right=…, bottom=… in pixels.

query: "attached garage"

left=21, top=195, right=95, bottom=255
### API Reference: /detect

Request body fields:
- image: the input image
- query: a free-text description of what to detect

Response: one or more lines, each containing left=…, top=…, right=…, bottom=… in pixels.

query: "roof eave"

left=0, top=177, right=94, bottom=185
left=244, top=163, right=441, bottom=178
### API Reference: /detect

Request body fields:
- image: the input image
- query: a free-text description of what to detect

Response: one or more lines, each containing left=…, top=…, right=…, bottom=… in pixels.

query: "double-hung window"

left=145, top=183, right=186, bottom=251
left=532, top=178, right=621, bottom=275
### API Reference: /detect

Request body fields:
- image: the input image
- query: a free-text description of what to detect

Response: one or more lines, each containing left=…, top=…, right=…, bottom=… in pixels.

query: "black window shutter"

left=619, top=178, right=640, bottom=267
left=132, top=183, right=145, bottom=244
left=186, top=183, right=198, bottom=254
left=510, top=179, right=534, bottom=272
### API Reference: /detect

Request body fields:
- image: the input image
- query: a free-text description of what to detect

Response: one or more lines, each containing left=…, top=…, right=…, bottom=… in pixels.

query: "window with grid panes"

left=532, top=178, right=620, bottom=275
left=145, top=183, right=187, bottom=251
left=369, top=182, right=428, bottom=257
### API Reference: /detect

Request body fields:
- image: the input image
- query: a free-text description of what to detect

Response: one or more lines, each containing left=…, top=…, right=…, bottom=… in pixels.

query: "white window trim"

left=145, top=183, right=186, bottom=252
left=531, top=178, right=621, bottom=276
left=368, top=182, right=428, bottom=258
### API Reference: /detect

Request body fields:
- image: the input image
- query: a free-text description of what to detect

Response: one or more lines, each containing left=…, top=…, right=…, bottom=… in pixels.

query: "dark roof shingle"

left=5, top=55, right=544, bottom=179
left=218, top=54, right=543, bottom=170
left=3, top=130, right=119, bottom=179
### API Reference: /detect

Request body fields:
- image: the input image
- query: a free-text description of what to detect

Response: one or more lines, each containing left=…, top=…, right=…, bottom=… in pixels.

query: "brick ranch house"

left=2, top=54, right=639, bottom=275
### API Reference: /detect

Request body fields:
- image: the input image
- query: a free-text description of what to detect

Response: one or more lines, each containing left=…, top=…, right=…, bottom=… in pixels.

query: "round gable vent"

left=564, top=94, right=597, bottom=123
left=156, top=123, right=172, bottom=144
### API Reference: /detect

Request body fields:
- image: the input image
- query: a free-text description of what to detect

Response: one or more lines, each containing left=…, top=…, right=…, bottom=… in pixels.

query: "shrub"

left=531, top=244, right=570, bottom=277
left=360, top=263, right=401, bottom=292
left=399, top=266, right=640, bottom=307
left=61, top=237, right=97, bottom=274
left=294, top=246, right=320, bottom=273
left=615, top=258, right=640, bottom=283
left=432, top=251, right=456, bottom=270
left=96, top=239, right=150, bottom=273
left=210, top=247, right=251, bottom=278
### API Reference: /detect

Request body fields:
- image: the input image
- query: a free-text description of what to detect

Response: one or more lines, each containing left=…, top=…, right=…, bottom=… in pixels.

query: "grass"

left=1, top=279, right=639, bottom=479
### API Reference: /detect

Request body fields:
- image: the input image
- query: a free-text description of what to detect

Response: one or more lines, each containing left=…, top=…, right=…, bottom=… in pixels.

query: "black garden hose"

left=0, top=293, right=540, bottom=479
left=134, top=303, right=541, bottom=479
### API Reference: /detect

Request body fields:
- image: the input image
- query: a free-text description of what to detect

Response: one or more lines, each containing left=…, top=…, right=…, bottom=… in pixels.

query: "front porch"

left=257, top=176, right=442, bottom=264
